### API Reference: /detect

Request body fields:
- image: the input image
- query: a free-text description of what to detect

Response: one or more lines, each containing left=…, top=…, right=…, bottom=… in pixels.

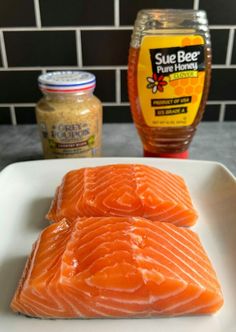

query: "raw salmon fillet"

left=47, top=164, right=198, bottom=226
left=11, top=217, right=223, bottom=318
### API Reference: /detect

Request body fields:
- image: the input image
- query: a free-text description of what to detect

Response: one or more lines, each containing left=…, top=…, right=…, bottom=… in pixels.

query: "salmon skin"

left=47, top=164, right=198, bottom=227
left=11, top=217, right=223, bottom=318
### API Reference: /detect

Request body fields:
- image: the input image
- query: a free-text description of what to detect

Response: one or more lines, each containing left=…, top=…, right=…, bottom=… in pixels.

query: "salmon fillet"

left=11, top=217, right=223, bottom=318
left=47, top=164, right=198, bottom=226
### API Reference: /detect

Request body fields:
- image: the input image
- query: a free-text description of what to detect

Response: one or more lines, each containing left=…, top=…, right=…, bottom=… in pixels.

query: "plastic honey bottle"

left=128, top=9, right=211, bottom=158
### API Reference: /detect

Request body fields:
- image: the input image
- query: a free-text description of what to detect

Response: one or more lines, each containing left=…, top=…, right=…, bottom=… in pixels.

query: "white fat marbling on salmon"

left=11, top=216, right=223, bottom=318
left=46, top=164, right=198, bottom=226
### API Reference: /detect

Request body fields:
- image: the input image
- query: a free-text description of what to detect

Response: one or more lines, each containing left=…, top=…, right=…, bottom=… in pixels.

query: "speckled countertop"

left=0, top=123, right=235, bottom=175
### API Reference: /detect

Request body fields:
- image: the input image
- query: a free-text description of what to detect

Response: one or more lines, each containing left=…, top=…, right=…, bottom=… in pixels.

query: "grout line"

left=0, top=66, right=128, bottom=71
left=0, top=103, right=36, bottom=107
left=0, top=102, right=130, bottom=107
left=114, top=0, right=120, bottom=27
left=212, top=64, right=236, bottom=68
left=206, top=101, right=222, bottom=105
left=0, top=67, right=42, bottom=71
left=207, top=101, right=236, bottom=105
left=0, top=26, right=133, bottom=32
left=115, top=69, right=121, bottom=103
left=193, top=0, right=199, bottom=10
left=209, top=25, right=236, bottom=29
left=77, top=65, right=127, bottom=70
left=0, top=31, right=8, bottom=67
left=0, top=101, right=235, bottom=106
left=76, top=29, right=83, bottom=67
left=0, top=101, right=235, bottom=107
left=219, top=104, right=226, bottom=122
left=2, top=102, right=130, bottom=107
left=0, top=102, right=127, bottom=107
left=1, top=25, right=236, bottom=32
left=33, top=0, right=42, bottom=28
left=10, top=105, right=17, bottom=125
left=103, top=102, right=129, bottom=106
left=226, top=29, right=235, bottom=66
left=2, top=64, right=236, bottom=71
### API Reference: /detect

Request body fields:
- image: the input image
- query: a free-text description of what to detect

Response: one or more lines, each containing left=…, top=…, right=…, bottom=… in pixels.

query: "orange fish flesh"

left=11, top=216, right=223, bottom=318
left=47, top=164, right=198, bottom=227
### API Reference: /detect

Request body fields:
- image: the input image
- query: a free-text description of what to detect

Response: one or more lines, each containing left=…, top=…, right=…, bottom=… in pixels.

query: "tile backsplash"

left=0, top=0, right=235, bottom=125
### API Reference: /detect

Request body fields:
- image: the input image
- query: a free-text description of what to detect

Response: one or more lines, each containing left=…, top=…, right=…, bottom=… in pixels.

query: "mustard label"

left=137, top=35, right=206, bottom=127
left=38, top=120, right=101, bottom=158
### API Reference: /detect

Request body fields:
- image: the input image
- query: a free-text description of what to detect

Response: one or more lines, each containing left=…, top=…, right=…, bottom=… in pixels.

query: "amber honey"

left=128, top=10, right=211, bottom=158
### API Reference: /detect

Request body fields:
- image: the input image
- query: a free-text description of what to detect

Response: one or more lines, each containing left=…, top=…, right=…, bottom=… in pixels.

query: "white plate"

left=0, top=158, right=235, bottom=332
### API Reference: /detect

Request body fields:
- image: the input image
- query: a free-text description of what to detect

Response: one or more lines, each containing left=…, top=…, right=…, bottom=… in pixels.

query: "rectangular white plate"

left=0, top=158, right=235, bottom=332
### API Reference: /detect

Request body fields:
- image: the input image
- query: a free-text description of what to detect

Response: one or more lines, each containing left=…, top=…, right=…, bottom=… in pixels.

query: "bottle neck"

left=131, top=9, right=210, bottom=48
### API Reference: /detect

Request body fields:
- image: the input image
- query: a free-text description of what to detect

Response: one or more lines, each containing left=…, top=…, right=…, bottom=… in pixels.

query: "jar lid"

left=38, top=71, right=96, bottom=93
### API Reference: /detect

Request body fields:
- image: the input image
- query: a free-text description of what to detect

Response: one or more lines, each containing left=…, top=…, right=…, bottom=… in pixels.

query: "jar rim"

left=38, top=71, right=96, bottom=94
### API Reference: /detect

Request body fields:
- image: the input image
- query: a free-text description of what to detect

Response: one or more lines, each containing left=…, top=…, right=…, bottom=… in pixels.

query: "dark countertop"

left=0, top=123, right=235, bottom=175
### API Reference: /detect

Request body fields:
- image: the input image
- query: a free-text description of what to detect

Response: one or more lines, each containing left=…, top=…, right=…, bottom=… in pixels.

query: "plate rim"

left=0, top=158, right=235, bottom=182
left=0, top=157, right=235, bottom=330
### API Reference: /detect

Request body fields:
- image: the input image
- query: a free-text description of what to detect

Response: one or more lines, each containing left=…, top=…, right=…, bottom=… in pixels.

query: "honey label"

left=137, top=35, right=206, bottom=127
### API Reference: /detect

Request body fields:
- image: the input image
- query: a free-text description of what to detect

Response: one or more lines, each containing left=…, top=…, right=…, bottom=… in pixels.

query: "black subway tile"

left=0, top=107, right=11, bottom=124
left=0, top=71, right=41, bottom=103
left=208, top=69, right=235, bottom=100
left=0, top=0, right=35, bottom=27
left=210, top=29, right=229, bottom=64
left=4, top=31, right=77, bottom=67
left=82, top=30, right=131, bottom=66
left=120, top=0, right=194, bottom=26
left=92, top=70, right=116, bottom=102
left=202, top=105, right=220, bottom=121
left=230, top=34, right=236, bottom=64
left=225, top=105, right=236, bottom=121
left=40, top=0, right=114, bottom=26
left=199, top=0, right=236, bottom=25
left=0, top=47, right=3, bottom=67
left=15, top=107, right=36, bottom=124
left=103, top=106, right=132, bottom=123
left=121, top=70, right=128, bottom=102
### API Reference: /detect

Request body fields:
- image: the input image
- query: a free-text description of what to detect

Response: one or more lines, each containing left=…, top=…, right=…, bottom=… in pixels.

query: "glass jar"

left=36, top=71, right=102, bottom=159
left=128, top=9, right=211, bottom=158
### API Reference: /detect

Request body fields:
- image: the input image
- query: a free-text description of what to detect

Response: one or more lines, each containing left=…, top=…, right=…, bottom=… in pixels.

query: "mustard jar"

left=36, top=71, right=103, bottom=159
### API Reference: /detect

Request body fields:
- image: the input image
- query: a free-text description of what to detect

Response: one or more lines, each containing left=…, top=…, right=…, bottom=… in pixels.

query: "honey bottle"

left=128, top=9, right=211, bottom=158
